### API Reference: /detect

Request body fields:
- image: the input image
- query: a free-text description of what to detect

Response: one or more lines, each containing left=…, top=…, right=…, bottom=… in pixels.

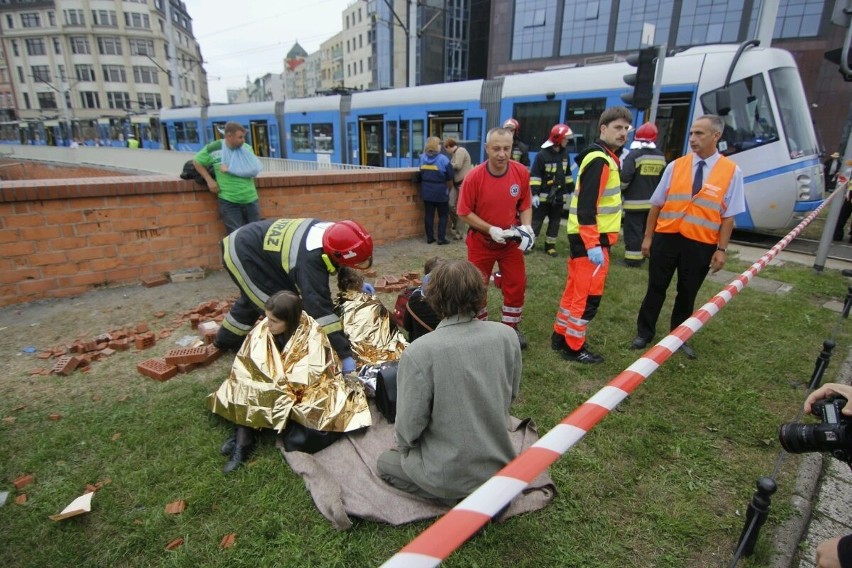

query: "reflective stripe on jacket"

left=655, top=154, right=736, bottom=244
left=567, top=148, right=621, bottom=235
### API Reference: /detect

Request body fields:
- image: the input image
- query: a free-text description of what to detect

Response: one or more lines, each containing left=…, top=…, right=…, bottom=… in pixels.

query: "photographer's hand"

left=805, top=383, right=852, bottom=416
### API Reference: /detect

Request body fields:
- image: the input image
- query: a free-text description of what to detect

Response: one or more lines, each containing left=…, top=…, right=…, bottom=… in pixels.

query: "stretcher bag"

left=392, top=286, right=417, bottom=328
left=375, top=361, right=399, bottom=423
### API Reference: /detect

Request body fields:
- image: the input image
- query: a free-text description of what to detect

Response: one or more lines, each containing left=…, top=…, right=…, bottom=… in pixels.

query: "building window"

left=75, top=64, right=96, bottom=82
left=80, top=91, right=100, bottom=109
left=677, top=0, right=743, bottom=45
left=129, top=38, right=155, bottom=56
left=53, top=38, right=61, bottom=54
left=17, top=67, right=24, bottom=82
left=773, top=0, right=824, bottom=38
left=70, top=37, right=90, bottom=54
left=560, top=0, right=612, bottom=56
left=92, top=9, right=118, bottom=27
left=98, top=37, right=123, bottom=55
left=5, top=14, right=13, bottom=29
left=137, top=92, right=162, bottom=109
left=614, top=0, right=673, bottom=51
left=21, top=13, right=41, bottom=28
left=37, top=91, right=57, bottom=109
left=133, top=66, right=158, bottom=83
left=125, top=12, right=150, bottom=29
left=23, top=93, right=30, bottom=110
left=102, top=65, right=127, bottom=82
left=48, top=11, right=55, bottom=26
left=359, top=34, right=363, bottom=49
left=106, top=91, right=131, bottom=109
left=512, top=0, right=557, bottom=60
left=31, top=65, right=50, bottom=82
left=346, top=14, right=349, bottom=29
left=12, top=40, right=19, bottom=57
left=64, top=9, right=85, bottom=26
left=25, top=38, right=46, bottom=56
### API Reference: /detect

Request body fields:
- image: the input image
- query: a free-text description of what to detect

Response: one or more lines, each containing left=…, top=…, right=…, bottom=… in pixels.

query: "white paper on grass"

left=49, top=491, right=93, bottom=521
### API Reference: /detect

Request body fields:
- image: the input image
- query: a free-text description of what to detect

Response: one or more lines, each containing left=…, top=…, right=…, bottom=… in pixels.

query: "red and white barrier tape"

left=380, top=194, right=834, bottom=568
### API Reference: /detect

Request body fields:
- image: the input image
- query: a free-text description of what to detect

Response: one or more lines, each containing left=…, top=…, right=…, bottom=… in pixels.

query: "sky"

left=182, top=0, right=354, bottom=103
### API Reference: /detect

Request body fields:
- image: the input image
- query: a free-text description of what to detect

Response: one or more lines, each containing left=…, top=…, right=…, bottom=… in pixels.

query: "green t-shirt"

left=194, top=140, right=258, bottom=204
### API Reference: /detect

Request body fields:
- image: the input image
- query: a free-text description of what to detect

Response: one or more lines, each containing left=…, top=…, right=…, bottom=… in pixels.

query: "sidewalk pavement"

left=722, top=243, right=852, bottom=567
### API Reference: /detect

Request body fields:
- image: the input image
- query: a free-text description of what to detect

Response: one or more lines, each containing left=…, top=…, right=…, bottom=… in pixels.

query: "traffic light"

left=621, top=47, right=657, bottom=109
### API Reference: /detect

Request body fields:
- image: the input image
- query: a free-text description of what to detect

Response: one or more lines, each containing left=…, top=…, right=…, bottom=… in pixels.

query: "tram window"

left=513, top=101, right=560, bottom=150
left=412, top=120, right=424, bottom=159
left=700, top=74, right=779, bottom=157
left=313, top=123, right=334, bottom=154
left=148, top=119, right=160, bottom=142
left=387, top=121, right=397, bottom=157
left=291, top=123, right=311, bottom=152
left=400, top=121, right=410, bottom=157
left=175, top=121, right=199, bottom=144
left=769, top=68, right=818, bottom=160
left=564, top=98, right=605, bottom=154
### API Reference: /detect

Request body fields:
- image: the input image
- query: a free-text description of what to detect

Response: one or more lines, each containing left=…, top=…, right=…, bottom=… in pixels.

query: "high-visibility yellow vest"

left=567, top=148, right=621, bottom=235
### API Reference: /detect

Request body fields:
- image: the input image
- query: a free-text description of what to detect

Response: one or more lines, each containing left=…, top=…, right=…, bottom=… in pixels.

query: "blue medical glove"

left=587, top=246, right=604, bottom=266
left=341, top=356, right=357, bottom=374
left=531, top=194, right=540, bottom=208
left=362, top=282, right=375, bottom=295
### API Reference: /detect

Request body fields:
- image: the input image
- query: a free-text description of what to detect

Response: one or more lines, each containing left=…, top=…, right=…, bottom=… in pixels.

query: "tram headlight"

left=796, top=173, right=812, bottom=200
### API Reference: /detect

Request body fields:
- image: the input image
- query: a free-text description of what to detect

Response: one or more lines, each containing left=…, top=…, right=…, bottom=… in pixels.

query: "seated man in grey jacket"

left=377, top=259, right=522, bottom=505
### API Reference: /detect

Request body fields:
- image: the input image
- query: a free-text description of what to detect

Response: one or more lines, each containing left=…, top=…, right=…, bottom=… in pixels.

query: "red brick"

left=202, top=344, right=222, bottom=365
left=109, top=338, right=130, bottom=350
left=136, top=323, right=149, bottom=333
left=48, top=413, right=62, bottom=421
left=141, top=274, right=168, bottom=288
left=189, top=314, right=200, bottom=329
left=137, top=358, right=177, bottom=382
left=15, top=494, right=27, bottom=505
left=164, top=346, right=208, bottom=365
left=134, top=333, right=156, bottom=350
left=176, top=362, right=199, bottom=373
left=51, top=355, right=80, bottom=376
left=36, top=351, right=53, bottom=360
left=99, top=347, right=116, bottom=357
left=13, top=474, right=34, bottom=490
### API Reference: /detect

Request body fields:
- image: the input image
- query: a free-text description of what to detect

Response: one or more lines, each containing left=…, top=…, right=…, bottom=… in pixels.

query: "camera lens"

left=778, top=423, right=816, bottom=453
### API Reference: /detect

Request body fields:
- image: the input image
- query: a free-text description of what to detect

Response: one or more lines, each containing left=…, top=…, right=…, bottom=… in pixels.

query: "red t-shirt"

left=457, top=161, right=531, bottom=229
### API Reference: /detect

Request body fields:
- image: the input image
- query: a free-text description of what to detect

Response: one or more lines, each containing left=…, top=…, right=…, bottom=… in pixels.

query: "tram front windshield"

left=700, top=73, right=779, bottom=157
left=769, top=67, right=818, bottom=160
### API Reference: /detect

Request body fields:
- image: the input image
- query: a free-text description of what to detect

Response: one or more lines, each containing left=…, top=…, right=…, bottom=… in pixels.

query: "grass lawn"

left=1, top=234, right=850, bottom=568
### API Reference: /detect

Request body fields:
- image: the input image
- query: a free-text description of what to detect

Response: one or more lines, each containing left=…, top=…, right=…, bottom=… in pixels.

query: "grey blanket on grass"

left=277, top=402, right=557, bottom=530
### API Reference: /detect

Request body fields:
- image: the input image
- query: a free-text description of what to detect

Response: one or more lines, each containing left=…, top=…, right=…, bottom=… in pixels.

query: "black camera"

left=778, top=395, right=851, bottom=465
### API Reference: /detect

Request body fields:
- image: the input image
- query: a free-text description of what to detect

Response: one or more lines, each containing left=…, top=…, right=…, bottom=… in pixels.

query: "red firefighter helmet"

left=541, top=124, right=573, bottom=149
left=502, top=118, right=520, bottom=133
left=634, top=122, right=658, bottom=143
left=322, top=220, right=374, bottom=269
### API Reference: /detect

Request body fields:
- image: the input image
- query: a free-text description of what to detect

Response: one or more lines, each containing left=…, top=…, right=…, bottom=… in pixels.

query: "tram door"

left=345, top=118, right=359, bottom=165
left=654, top=93, right=692, bottom=163
left=250, top=121, right=271, bottom=157
left=211, top=121, right=226, bottom=142
left=386, top=119, right=399, bottom=168
left=428, top=112, right=463, bottom=143
left=360, top=116, right=384, bottom=167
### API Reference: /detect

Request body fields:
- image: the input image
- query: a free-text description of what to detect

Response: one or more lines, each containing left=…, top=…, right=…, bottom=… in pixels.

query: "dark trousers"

left=218, top=199, right=260, bottom=235
left=215, top=293, right=263, bottom=349
left=834, top=198, right=852, bottom=241
left=623, top=210, right=649, bottom=264
left=636, top=233, right=716, bottom=340
left=424, top=201, right=449, bottom=242
left=531, top=199, right=563, bottom=246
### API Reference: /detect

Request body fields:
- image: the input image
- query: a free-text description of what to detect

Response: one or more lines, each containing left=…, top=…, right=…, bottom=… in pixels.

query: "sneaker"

left=545, top=246, right=557, bottom=257
left=515, top=328, right=528, bottom=350
left=551, top=331, right=568, bottom=352
left=562, top=345, right=604, bottom=364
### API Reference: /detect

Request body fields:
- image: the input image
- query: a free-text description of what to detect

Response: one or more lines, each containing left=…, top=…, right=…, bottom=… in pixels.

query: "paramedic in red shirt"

left=458, top=127, right=534, bottom=350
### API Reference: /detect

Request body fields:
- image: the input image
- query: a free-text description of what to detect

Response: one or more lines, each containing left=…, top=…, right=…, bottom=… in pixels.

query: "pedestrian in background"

left=530, top=123, right=574, bottom=257
left=418, top=136, right=454, bottom=245
left=194, top=121, right=263, bottom=234
left=620, top=122, right=666, bottom=267
left=552, top=106, right=632, bottom=364
left=632, top=114, right=745, bottom=359
left=444, top=138, right=472, bottom=240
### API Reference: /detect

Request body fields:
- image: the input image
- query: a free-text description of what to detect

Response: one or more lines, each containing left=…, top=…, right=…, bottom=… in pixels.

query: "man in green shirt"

left=194, top=121, right=262, bottom=234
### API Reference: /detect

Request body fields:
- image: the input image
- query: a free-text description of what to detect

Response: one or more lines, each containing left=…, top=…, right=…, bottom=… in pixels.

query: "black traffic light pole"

left=621, top=45, right=667, bottom=122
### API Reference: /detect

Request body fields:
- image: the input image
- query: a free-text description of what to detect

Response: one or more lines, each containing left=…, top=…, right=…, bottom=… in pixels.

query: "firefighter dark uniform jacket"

left=620, top=147, right=666, bottom=211
left=567, top=141, right=622, bottom=258
left=221, top=218, right=351, bottom=359
left=530, top=145, right=575, bottom=204
left=511, top=139, right=530, bottom=167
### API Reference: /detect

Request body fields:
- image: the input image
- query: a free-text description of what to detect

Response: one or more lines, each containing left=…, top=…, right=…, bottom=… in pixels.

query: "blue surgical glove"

left=362, top=282, right=375, bottom=295
left=341, top=356, right=356, bottom=374
left=588, top=246, right=604, bottom=266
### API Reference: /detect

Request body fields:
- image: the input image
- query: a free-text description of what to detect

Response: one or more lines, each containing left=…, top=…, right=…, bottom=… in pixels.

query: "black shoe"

left=426, top=238, right=436, bottom=244
left=220, top=435, right=236, bottom=456
left=551, top=332, right=568, bottom=352
left=679, top=343, right=697, bottom=359
left=562, top=346, right=604, bottom=364
left=843, top=269, right=852, bottom=277
left=515, top=328, right=528, bottom=350
left=621, top=259, right=643, bottom=268
left=545, top=246, right=557, bottom=257
left=223, top=444, right=252, bottom=474
left=437, top=240, right=450, bottom=245
left=631, top=336, right=651, bottom=349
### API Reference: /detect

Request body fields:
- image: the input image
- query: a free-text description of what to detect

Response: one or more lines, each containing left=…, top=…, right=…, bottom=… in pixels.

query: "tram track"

left=730, top=229, right=852, bottom=263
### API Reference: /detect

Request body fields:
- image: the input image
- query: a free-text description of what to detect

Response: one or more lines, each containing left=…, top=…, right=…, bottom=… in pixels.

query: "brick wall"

left=0, top=169, right=422, bottom=307
left=0, top=159, right=125, bottom=180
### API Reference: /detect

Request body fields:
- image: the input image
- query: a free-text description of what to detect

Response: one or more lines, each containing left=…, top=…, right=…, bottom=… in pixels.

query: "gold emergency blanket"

left=207, top=312, right=372, bottom=433
left=335, top=290, right=408, bottom=366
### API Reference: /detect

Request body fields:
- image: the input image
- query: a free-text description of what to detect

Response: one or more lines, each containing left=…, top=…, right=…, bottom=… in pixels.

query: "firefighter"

left=552, top=106, right=632, bottom=364
left=214, top=218, right=374, bottom=375
left=530, top=124, right=575, bottom=256
left=620, top=122, right=666, bottom=267
left=502, top=118, right=530, bottom=167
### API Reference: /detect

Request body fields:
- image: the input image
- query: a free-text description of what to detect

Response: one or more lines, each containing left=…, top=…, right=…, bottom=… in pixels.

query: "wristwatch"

left=716, top=246, right=727, bottom=253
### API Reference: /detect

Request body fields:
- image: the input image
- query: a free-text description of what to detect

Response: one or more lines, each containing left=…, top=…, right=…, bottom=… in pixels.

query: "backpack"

left=392, top=286, right=418, bottom=328
left=179, top=159, right=215, bottom=187
left=374, top=361, right=399, bottom=423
